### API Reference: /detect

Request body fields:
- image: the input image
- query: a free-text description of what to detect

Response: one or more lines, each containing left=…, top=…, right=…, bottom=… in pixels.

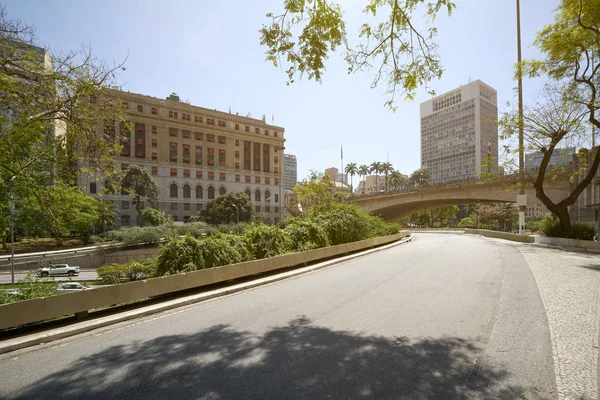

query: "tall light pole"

left=231, top=203, right=239, bottom=224
left=8, top=175, right=16, bottom=284
left=516, top=0, right=527, bottom=234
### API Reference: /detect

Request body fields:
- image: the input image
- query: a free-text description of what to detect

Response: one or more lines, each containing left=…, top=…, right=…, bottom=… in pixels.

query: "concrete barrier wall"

left=535, top=236, right=600, bottom=251
left=464, top=229, right=535, bottom=243
left=0, top=232, right=409, bottom=330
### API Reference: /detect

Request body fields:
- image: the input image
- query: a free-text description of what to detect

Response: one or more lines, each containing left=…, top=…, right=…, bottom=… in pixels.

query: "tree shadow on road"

left=11, top=316, right=532, bottom=399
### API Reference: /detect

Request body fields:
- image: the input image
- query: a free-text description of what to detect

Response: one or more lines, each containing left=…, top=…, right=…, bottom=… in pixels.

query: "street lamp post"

left=516, top=0, right=526, bottom=234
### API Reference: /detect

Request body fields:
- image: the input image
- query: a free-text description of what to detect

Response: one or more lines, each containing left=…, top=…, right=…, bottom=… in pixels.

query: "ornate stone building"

left=81, top=91, right=285, bottom=227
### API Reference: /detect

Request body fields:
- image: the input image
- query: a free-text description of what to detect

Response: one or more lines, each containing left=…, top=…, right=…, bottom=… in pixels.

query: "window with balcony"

left=183, top=144, right=190, bottom=163
left=219, top=149, right=225, bottom=167
left=207, top=148, right=214, bottom=166
left=195, top=146, right=203, bottom=165
left=170, top=142, right=177, bottom=162
left=135, top=123, right=145, bottom=158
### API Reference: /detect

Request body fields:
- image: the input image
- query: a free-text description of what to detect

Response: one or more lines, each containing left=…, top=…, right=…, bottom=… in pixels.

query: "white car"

left=37, top=264, right=80, bottom=277
left=56, top=283, right=89, bottom=292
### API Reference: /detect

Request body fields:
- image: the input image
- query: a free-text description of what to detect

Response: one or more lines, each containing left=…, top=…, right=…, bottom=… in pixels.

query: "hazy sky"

left=5, top=0, right=560, bottom=180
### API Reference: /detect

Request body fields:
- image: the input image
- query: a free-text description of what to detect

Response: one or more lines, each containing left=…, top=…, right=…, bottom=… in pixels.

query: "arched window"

left=245, top=188, right=251, bottom=200
left=196, top=185, right=203, bottom=199
left=170, top=183, right=178, bottom=198
left=120, top=215, right=130, bottom=226
left=255, top=189, right=261, bottom=202
left=183, top=184, right=191, bottom=198
left=219, top=187, right=226, bottom=196
left=265, top=190, right=271, bottom=202
left=208, top=186, right=215, bottom=199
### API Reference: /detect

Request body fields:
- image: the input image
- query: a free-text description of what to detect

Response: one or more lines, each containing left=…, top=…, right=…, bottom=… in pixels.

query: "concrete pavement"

left=0, top=234, right=558, bottom=399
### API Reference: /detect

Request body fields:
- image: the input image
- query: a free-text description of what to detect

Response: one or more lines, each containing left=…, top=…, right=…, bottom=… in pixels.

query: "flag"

left=341, top=145, right=343, bottom=160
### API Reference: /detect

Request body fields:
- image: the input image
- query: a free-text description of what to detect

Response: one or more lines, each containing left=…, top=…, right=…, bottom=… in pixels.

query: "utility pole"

left=516, top=0, right=527, bottom=234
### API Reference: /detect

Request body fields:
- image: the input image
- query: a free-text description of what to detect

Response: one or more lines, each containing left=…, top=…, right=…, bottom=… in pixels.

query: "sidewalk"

left=516, top=243, right=600, bottom=400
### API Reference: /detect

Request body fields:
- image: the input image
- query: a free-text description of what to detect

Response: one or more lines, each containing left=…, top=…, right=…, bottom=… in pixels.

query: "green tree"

left=344, top=162, right=358, bottom=195
left=0, top=11, right=127, bottom=242
left=389, top=170, right=407, bottom=191
left=17, top=183, right=100, bottom=244
left=141, top=207, right=168, bottom=226
left=427, top=205, right=459, bottom=228
left=294, top=171, right=341, bottom=215
left=120, top=164, right=159, bottom=220
left=200, top=191, right=254, bottom=225
left=505, top=0, right=600, bottom=236
left=259, top=0, right=456, bottom=109
left=369, top=162, right=382, bottom=193
left=96, top=199, right=116, bottom=233
left=410, top=168, right=430, bottom=188
left=381, top=162, right=394, bottom=193
left=358, top=164, right=370, bottom=194
left=458, top=217, right=474, bottom=228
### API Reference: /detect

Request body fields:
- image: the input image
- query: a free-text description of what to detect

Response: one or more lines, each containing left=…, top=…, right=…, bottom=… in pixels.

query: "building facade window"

left=253, top=143, right=261, bottom=171
left=121, top=215, right=130, bottom=226
left=196, top=171, right=203, bottom=179
left=245, top=189, right=251, bottom=199
left=207, top=134, right=215, bottom=142
left=265, top=190, right=271, bottom=202
left=169, top=127, right=178, bottom=137
left=219, top=187, right=226, bottom=196
left=151, top=166, right=158, bottom=175
left=208, top=186, right=215, bottom=199
left=219, top=173, right=226, bottom=181
left=196, top=185, right=203, bottom=199
left=183, top=184, right=191, bottom=198
left=152, top=125, right=157, bottom=134
left=255, top=189, right=261, bottom=202
left=219, top=149, right=225, bottom=167
left=170, top=142, right=177, bottom=161
left=137, top=105, right=143, bottom=112
left=263, top=144, right=270, bottom=172
left=122, top=200, right=129, bottom=209
left=183, top=144, right=191, bottom=163
left=182, top=129, right=191, bottom=139
left=207, top=148, right=214, bottom=166
left=244, top=141, right=251, bottom=170
left=170, top=183, right=178, bottom=198
left=195, top=146, right=203, bottom=165
left=135, top=123, right=145, bottom=158
left=120, top=123, right=131, bottom=157
left=275, top=194, right=279, bottom=203
left=151, top=107, right=157, bottom=115
left=90, top=182, right=97, bottom=194
left=195, top=131, right=202, bottom=140
left=170, top=168, right=177, bottom=177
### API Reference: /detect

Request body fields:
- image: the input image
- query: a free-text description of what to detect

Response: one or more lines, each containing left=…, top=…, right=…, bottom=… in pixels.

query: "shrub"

left=540, top=213, right=563, bottom=238
left=315, top=204, right=373, bottom=245
left=386, top=223, right=402, bottom=235
left=284, top=219, right=330, bottom=252
left=200, top=236, right=243, bottom=268
left=569, top=223, right=595, bottom=240
left=122, top=260, right=155, bottom=281
left=458, top=217, right=474, bottom=228
left=155, top=234, right=205, bottom=276
left=104, top=226, right=165, bottom=245
left=243, top=224, right=292, bottom=259
left=97, top=264, right=124, bottom=284
left=218, top=233, right=252, bottom=261
left=175, top=222, right=208, bottom=238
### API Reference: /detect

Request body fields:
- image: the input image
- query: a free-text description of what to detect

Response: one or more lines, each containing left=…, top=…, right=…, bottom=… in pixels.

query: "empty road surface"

left=0, top=234, right=558, bottom=399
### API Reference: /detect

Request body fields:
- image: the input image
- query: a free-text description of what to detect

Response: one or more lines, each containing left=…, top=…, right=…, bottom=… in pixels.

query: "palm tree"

left=381, top=162, right=393, bottom=193
left=410, top=168, right=430, bottom=189
left=358, top=164, right=370, bottom=194
left=369, top=162, right=382, bottom=193
left=344, top=162, right=358, bottom=195
left=389, top=170, right=405, bottom=192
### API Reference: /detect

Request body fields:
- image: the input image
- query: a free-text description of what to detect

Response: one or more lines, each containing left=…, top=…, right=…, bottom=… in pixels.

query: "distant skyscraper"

left=525, top=147, right=574, bottom=171
left=283, top=154, right=297, bottom=190
left=420, top=80, right=499, bottom=184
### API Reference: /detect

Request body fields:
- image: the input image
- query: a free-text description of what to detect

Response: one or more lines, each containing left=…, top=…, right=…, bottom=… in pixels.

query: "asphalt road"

left=0, top=234, right=557, bottom=399
left=0, top=270, right=98, bottom=284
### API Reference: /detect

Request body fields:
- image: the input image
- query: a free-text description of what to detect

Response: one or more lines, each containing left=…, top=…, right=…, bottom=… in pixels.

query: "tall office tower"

left=283, top=154, right=297, bottom=190
left=420, top=80, right=499, bottom=185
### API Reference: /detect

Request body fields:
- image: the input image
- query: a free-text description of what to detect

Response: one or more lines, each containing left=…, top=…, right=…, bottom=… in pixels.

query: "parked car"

left=56, top=283, right=89, bottom=292
left=37, top=264, right=80, bottom=277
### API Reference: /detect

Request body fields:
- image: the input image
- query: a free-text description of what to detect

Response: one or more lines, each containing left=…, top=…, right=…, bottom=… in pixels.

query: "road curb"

left=0, top=236, right=413, bottom=355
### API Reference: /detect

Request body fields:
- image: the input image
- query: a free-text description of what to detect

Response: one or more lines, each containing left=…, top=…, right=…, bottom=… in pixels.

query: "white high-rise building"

left=420, top=80, right=499, bottom=185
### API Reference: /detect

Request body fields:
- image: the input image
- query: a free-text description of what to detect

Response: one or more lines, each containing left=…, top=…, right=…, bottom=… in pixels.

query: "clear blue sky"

left=5, top=0, right=559, bottom=180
